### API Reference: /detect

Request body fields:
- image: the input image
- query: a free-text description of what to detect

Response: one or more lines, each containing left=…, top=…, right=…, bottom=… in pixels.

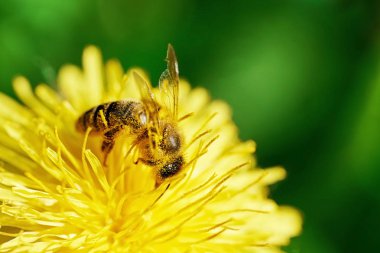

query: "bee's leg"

left=101, top=139, right=114, bottom=165
left=101, top=126, right=123, bottom=165
left=134, top=158, right=157, bottom=166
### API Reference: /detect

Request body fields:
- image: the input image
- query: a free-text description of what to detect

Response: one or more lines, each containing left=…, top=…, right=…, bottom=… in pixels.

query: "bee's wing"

left=132, top=71, right=160, bottom=126
left=159, top=44, right=180, bottom=120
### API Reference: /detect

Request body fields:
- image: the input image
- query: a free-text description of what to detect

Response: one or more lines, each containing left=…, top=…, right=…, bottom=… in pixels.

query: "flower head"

left=0, top=45, right=301, bottom=252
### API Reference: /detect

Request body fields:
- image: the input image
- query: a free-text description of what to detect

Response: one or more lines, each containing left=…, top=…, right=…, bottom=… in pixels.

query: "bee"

left=76, top=44, right=184, bottom=184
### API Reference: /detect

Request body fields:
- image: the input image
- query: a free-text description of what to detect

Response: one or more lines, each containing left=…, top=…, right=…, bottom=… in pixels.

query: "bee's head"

left=157, top=156, right=184, bottom=181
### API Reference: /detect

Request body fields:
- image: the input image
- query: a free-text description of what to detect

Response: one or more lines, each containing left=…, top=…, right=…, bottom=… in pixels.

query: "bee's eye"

left=160, top=124, right=180, bottom=153
left=167, top=134, right=180, bottom=150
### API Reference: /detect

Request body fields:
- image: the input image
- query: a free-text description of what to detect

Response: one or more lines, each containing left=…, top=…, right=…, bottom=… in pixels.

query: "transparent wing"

left=159, top=44, right=180, bottom=120
left=132, top=71, right=160, bottom=127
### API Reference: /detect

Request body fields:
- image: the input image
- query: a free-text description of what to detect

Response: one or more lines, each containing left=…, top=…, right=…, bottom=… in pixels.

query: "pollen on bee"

left=99, top=109, right=108, bottom=128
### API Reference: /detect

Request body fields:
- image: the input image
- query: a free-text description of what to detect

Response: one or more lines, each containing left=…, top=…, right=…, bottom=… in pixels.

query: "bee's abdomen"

left=76, top=101, right=140, bottom=133
left=76, top=104, right=106, bottom=133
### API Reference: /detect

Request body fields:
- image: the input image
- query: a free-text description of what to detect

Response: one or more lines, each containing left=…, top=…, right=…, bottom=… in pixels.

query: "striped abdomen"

left=76, top=100, right=146, bottom=133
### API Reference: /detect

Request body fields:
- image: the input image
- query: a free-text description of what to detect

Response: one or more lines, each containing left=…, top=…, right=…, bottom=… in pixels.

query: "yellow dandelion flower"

left=0, top=45, right=301, bottom=252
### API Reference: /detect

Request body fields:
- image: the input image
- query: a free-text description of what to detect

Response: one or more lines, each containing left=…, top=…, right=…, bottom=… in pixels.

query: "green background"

left=1, top=0, right=379, bottom=252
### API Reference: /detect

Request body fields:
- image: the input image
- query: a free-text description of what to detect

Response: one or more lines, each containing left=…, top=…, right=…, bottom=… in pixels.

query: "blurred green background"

left=1, top=0, right=379, bottom=252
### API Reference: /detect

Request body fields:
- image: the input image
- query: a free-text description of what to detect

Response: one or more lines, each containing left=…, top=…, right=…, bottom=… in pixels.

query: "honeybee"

left=76, top=44, right=184, bottom=184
